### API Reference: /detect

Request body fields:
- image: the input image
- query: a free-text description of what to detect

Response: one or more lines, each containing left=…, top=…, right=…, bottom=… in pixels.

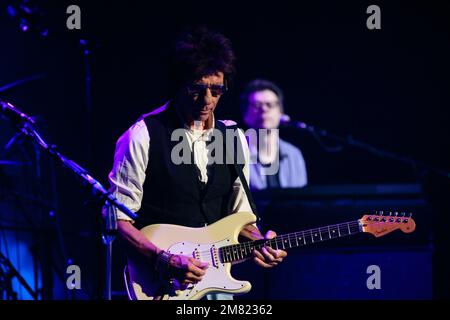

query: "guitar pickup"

left=193, top=248, right=201, bottom=260
left=210, top=246, right=220, bottom=268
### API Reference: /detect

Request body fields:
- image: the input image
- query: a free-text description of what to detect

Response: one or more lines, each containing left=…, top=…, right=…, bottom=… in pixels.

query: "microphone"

left=280, top=114, right=309, bottom=130
left=0, top=101, right=36, bottom=125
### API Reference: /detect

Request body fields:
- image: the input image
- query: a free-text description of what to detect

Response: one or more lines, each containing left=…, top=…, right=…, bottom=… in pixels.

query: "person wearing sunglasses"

left=103, top=27, right=287, bottom=300
left=241, top=79, right=308, bottom=190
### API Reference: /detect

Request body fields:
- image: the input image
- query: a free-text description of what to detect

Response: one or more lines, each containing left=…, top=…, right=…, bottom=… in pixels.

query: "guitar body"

left=126, top=211, right=256, bottom=300
left=125, top=210, right=415, bottom=300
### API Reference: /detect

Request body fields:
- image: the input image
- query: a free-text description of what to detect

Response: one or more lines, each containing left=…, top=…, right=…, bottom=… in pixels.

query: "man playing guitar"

left=102, top=27, right=287, bottom=300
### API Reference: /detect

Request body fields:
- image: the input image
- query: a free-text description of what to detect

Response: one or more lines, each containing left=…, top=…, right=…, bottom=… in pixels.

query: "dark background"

left=1, top=0, right=449, bottom=299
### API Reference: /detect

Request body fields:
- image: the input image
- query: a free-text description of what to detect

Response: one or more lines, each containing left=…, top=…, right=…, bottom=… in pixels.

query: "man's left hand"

left=253, top=230, right=287, bottom=268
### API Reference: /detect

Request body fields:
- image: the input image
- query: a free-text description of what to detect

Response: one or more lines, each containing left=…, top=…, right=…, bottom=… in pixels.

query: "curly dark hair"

left=240, top=79, right=285, bottom=114
left=170, top=27, right=236, bottom=94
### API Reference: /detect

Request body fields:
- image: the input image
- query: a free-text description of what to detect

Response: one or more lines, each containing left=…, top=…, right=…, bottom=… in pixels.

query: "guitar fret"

left=342, top=224, right=348, bottom=236
left=330, top=226, right=336, bottom=239
left=302, top=231, right=307, bottom=244
left=217, top=220, right=362, bottom=265
left=283, top=237, right=288, bottom=249
left=321, top=228, right=329, bottom=240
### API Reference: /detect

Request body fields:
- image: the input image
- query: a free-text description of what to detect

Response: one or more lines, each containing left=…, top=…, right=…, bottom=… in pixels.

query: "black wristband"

left=155, top=250, right=173, bottom=274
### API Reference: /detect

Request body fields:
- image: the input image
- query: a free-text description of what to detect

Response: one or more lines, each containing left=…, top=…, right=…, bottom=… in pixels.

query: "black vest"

left=133, top=105, right=238, bottom=230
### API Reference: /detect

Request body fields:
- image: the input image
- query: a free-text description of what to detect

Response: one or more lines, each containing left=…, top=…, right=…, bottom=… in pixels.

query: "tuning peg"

left=401, top=212, right=406, bottom=217
left=379, top=211, right=384, bottom=216
left=409, top=212, right=413, bottom=217
left=394, top=212, right=399, bottom=217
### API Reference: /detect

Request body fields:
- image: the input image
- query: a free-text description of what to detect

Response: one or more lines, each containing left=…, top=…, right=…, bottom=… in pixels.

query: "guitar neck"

left=219, top=220, right=362, bottom=263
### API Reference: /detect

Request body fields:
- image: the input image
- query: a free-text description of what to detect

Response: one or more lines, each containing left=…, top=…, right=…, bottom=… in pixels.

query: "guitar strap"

left=217, top=122, right=261, bottom=224
left=234, top=160, right=262, bottom=225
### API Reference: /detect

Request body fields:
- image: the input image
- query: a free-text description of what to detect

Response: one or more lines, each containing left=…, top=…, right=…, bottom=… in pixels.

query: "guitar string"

left=194, top=219, right=407, bottom=259
left=194, top=218, right=411, bottom=260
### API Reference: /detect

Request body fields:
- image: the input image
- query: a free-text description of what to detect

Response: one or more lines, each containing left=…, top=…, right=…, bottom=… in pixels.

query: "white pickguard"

left=164, top=239, right=249, bottom=300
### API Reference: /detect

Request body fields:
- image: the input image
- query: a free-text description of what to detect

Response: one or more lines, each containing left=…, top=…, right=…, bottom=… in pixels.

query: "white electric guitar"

left=125, top=211, right=415, bottom=300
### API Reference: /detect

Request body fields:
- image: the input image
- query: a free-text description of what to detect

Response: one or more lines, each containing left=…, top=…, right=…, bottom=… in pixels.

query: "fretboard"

left=219, top=220, right=362, bottom=263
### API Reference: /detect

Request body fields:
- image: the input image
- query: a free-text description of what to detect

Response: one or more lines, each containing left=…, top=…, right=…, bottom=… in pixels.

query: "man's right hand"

left=117, top=221, right=209, bottom=285
left=168, top=255, right=209, bottom=285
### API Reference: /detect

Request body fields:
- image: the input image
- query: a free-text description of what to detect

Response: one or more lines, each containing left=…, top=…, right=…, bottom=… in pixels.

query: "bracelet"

left=155, top=250, right=174, bottom=274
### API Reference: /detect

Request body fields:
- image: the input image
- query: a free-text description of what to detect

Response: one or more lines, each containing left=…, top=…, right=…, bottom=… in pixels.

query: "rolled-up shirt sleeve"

left=102, top=119, right=149, bottom=222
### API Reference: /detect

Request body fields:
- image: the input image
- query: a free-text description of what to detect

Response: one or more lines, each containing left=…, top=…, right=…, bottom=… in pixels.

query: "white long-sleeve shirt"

left=104, top=110, right=252, bottom=222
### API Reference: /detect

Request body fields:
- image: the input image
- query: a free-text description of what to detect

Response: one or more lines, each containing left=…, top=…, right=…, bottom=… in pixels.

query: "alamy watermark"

left=366, top=5, right=381, bottom=30
left=170, top=128, right=280, bottom=176
left=66, top=5, right=81, bottom=30
left=66, top=5, right=381, bottom=32
left=366, top=265, right=381, bottom=290
left=66, top=264, right=81, bottom=290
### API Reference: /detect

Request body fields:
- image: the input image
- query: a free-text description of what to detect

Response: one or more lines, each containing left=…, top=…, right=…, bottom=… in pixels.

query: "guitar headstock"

left=360, top=211, right=416, bottom=238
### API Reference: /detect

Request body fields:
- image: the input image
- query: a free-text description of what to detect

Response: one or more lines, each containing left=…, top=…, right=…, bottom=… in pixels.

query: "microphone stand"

left=284, top=119, right=450, bottom=179
left=0, top=250, right=38, bottom=300
left=1, top=100, right=139, bottom=300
